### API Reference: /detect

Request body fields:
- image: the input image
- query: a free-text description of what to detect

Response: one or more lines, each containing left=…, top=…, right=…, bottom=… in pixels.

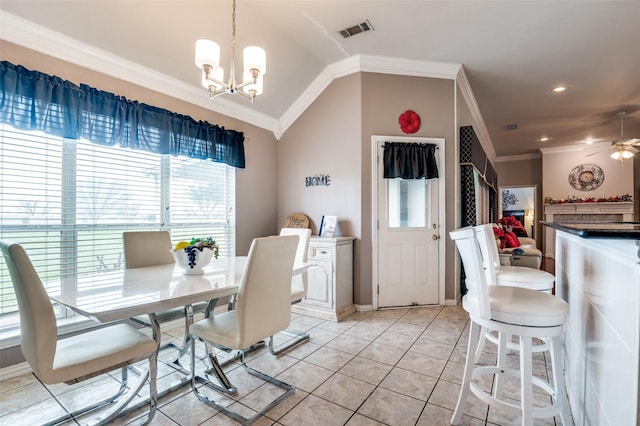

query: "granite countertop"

left=540, top=221, right=640, bottom=239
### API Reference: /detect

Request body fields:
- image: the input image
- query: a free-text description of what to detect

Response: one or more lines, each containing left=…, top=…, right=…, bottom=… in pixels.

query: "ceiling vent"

left=338, top=20, right=374, bottom=39
left=504, top=124, right=518, bottom=131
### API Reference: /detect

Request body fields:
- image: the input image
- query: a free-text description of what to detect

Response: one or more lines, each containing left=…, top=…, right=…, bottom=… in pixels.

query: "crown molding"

left=4, top=10, right=480, bottom=144
left=1, top=11, right=277, bottom=132
left=456, top=66, right=496, bottom=163
left=539, top=141, right=611, bottom=155
left=495, top=152, right=542, bottom=163
left=277, top=54, right=462, bottom=139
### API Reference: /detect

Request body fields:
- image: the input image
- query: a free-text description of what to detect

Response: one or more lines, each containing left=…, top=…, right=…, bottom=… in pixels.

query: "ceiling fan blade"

left=628, top=146, right=639, bottom=154
left=622, top=138, right=640, bottom=146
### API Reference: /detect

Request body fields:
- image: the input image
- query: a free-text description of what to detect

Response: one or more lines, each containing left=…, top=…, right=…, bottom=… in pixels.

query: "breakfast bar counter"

left=541, top=221, right=640, bottom=425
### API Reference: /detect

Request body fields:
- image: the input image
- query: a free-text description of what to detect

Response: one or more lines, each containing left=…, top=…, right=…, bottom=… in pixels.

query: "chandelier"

left=195, top=0, right=266, bottom=102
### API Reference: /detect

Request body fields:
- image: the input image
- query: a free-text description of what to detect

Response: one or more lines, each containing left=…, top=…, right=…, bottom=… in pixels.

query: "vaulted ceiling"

left=2, top=1, right=639, bottom=160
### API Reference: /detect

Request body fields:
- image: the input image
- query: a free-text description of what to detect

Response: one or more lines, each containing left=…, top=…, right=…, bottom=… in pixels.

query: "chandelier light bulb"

left=243, top=46, right=266, bottom=75
left=195, top=39, right=220, bottom=70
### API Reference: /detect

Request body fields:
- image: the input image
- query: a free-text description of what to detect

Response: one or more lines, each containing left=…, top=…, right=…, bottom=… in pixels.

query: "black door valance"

left=383, top=142, right=439, bottom=179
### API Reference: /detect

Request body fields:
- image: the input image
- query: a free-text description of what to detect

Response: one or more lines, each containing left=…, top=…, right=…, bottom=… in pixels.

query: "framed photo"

left=319, top=215, right=337, bottom=237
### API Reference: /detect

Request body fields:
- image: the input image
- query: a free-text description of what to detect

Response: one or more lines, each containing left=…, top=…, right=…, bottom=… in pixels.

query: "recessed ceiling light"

left=585, top=138, right=594, bottom=144
left=552, top=84, right=568, bottom=93
left=539, top=137, right=549, bottom=142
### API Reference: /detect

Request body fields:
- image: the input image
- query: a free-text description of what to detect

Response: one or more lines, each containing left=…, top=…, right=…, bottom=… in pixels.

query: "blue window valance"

left=0, top=61, right=245, bottom=168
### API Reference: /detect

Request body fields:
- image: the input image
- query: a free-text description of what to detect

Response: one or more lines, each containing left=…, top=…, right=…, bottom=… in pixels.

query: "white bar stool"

left=474, top=223, right=555, bottom=361
left=450, top=227, right=572, bottom=426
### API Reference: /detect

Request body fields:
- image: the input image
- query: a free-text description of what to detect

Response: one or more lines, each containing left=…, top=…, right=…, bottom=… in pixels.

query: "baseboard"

left=354, top=304, right=374, bottom=312
left=445, top=298, right=459, bottom=306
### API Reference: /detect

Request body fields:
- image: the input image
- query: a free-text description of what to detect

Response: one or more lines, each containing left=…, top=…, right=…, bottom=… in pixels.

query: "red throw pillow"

left=504, top=231, right=521, bottom=248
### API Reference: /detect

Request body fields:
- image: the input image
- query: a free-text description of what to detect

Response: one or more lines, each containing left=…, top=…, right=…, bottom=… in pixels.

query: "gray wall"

left=278, top=72, right=458, bottom=304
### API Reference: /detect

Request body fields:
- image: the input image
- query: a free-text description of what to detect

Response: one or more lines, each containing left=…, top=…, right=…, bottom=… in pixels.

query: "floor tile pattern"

left=0, top=306, right=567, bottom=425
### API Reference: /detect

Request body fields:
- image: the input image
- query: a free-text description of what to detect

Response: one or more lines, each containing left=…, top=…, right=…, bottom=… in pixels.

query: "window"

left=387, top=179, right=429, bottom=228
left=0, top=124, right=235, bottom=331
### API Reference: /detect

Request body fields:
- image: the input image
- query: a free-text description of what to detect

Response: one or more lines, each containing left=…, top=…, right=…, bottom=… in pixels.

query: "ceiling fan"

left=586, top=111, right=640, bottom=162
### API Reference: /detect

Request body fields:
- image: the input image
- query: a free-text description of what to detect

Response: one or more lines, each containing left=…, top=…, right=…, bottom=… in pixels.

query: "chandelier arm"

left=235, top=89, right=255, bottom=102
left=235, top=79, right=256, bottom=90
left=209, top=88, right=228, bottom=98
left=204, top=75, right=228, bottom=88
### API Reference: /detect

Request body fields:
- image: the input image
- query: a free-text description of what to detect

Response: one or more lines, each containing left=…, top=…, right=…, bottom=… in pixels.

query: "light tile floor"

left=0, top=306, right=567, bottom=425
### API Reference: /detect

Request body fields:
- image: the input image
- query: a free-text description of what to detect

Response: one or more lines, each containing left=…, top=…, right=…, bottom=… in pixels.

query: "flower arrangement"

left=497, top=215, right=518, bottom=228
left=544, top=194, right=632, bottom=204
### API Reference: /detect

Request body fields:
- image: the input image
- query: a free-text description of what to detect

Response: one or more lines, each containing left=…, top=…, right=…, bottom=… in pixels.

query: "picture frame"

left=319, top=215, right=337, bottom=237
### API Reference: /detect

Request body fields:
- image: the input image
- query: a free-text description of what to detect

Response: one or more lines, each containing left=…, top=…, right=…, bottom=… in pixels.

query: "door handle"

left=432, top=234, right=440, bottom=240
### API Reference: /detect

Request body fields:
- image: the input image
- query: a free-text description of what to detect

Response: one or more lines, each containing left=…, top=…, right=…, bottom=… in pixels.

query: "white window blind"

left=0, top=124, right=235, bottom=331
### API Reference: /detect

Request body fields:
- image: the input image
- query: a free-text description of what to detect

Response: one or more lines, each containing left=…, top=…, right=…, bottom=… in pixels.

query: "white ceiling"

left=2, top=0, right=639, bottom=160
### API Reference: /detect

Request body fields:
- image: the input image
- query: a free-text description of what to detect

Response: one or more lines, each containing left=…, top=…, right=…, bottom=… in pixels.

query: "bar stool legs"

left=453, top=323, right=571, bottom=426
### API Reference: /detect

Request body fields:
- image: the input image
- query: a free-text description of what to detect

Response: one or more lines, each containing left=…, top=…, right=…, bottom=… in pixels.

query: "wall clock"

left=568, top=164, right=604, bottom=191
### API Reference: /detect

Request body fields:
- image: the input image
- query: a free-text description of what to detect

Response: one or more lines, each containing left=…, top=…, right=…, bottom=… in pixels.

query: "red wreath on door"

left=399, top=110, right=421, bottom=134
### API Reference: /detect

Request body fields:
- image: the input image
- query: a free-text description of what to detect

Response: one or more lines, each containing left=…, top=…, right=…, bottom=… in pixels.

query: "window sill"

left=0, top=316, right=101, bottom=350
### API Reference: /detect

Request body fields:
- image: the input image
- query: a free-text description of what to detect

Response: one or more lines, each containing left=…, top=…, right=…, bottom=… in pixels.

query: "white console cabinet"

left=291, top=236, right=355, bottom=322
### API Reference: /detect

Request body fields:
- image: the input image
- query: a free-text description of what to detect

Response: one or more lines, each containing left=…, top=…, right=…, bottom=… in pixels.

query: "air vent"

left=504, top=124, right=518, bottom=131
left=338, top=20, right=374, bottom=39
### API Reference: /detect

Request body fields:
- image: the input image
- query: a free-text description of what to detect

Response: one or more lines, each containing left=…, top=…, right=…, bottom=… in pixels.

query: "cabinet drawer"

left=310, top=246, right=334, bottom=260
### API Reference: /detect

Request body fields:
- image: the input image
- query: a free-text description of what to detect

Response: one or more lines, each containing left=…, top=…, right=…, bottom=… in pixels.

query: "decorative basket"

left=171, top=247, right=214, bottom=275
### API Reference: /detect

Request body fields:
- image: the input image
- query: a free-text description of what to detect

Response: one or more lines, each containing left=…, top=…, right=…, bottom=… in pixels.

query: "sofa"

left=500, top=236, right=542, bottom=269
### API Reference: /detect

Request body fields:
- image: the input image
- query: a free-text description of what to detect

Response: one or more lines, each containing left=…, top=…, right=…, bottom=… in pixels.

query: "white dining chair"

left=449, top=227, right=571, bottom=426
left=473, top=223, right=555, bottom=361
left=123, top=231, right=213, bottom=366
left=189, top=235, right=298, bottom=425
left=1, top=240, right=158, bottom=426
left=270, top=227, right=312, bottom=355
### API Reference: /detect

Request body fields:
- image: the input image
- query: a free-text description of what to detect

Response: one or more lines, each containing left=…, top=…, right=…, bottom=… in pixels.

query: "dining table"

left=48, top=256, right=312, bottom=421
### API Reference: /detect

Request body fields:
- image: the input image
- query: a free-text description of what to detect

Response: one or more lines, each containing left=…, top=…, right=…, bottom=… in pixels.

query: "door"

left=376, top=139, right=440, bottom=308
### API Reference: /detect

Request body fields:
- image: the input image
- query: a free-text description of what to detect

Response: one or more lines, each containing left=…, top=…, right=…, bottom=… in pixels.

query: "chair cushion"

left=489, top=286, right=568, bottom=327
left=496, top=266, right=554, bottom=291
left=190, top=310, right=240, bottom=350
left=47, top=324, right=156, bottom=384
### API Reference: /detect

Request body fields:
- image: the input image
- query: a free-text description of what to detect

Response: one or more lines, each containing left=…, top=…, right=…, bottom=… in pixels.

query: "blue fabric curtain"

left=383, top=142, right=439, bottom=179
left=0, top=61, right=245, bottom=168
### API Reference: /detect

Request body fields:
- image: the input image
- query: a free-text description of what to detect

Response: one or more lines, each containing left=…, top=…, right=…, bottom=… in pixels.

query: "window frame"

left=0, top=125, right=236, bottom=343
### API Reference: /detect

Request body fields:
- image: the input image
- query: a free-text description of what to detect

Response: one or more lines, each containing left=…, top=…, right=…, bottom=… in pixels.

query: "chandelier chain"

left=231, top=0, right=237, bottom=48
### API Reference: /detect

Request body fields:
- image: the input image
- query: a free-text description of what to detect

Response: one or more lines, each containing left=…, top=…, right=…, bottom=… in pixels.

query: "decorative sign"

left=306, top=174, right=331, bottom=187
left=283, top=213, right=310, bottom=229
